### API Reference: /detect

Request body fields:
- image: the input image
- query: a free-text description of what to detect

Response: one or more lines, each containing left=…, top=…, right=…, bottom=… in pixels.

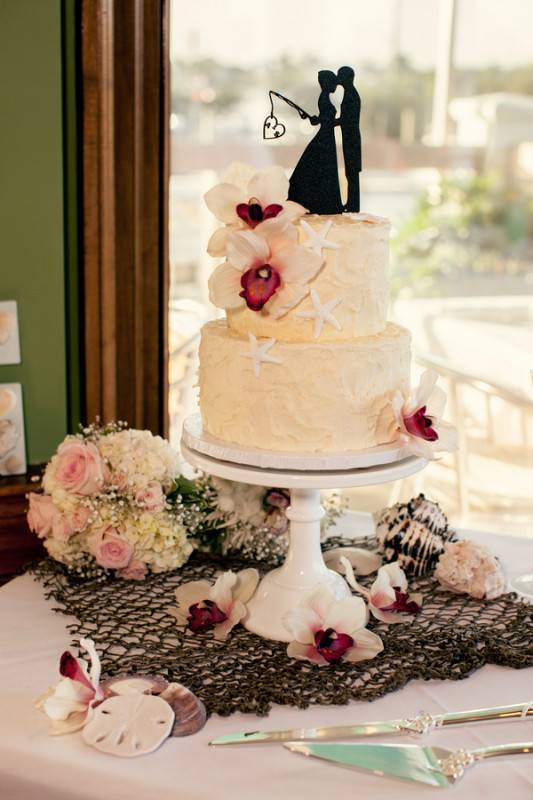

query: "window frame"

left=80, top=0, right=169, bottom=435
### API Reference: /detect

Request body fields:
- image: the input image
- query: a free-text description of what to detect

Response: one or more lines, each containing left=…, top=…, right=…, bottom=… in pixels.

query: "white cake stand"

left=181, top=416, right=427, bottom=642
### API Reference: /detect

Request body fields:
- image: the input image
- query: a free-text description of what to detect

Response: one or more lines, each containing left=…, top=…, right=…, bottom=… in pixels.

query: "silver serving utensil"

left=284, top=740, right=533, bottom=787
left=209, top=701, right=532, bottom=746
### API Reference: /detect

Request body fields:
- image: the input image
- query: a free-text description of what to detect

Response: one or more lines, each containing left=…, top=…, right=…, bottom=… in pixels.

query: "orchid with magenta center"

left=35, top=638, right=103, bottom=735
left=313, top=628, right=354, bottom=664
left=209, top=229, right=323, bottom=317
left=404, top=405, right=438, bottom=441
left=169, top=568, right=259, bottom=641
left=239, top=263, right=281, bottom=311
left=283, top=584, right=383, bottom=667
left=392, top=369, right=457, bottom=460
left=204, top=162, right=307, bottom=257
left=264, top=488, right=290, bottom=512
left=187, top=599, right=228, bottom=633
left=342, top=557, right=423, bottom=624
left=382, top=589, right=421, bottom=615
left=236, top=199, right=283, bottom=228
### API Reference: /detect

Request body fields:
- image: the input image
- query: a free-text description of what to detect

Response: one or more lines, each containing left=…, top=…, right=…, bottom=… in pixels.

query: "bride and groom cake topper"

left=263, top=66, right=362, bottom=215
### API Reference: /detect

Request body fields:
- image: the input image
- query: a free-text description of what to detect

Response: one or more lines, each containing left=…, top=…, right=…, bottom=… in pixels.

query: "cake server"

left=284, top=740, right=533, bottom=788
left=209, top=701, right=532, bottom=745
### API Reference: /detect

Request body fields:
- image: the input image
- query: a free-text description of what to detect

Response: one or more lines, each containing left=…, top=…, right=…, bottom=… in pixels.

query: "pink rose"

left=55, top=439, right=108, bottom=496
left=135, top=481, right=165, bottom=513
left=50, top=504, right=92, bottom=542
left=69, top=504, right=91, bottom=533
left=51, top=513, right=75, bottom=542
left=90, top=526, right=133, bottom=569
left=110, top=469, right=129, bottom=493
left=119, top=559, right=147, bottom=581
left=27, top=494, right=57, bottom=538
left=266, top=507, right=289, bottom=535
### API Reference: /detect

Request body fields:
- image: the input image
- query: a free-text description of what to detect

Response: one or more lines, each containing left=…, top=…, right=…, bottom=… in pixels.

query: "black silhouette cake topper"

left=263, top=66, right=362, bottom=215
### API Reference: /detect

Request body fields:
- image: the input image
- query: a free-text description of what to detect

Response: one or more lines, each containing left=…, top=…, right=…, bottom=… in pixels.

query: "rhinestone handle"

left=398, top=710, right=441, bottom=735
left=439, top=742, right=533, bottom=783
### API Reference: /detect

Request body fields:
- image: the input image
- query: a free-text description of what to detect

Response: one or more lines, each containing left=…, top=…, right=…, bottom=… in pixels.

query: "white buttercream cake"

left=197, top=165, right=411, bottom=453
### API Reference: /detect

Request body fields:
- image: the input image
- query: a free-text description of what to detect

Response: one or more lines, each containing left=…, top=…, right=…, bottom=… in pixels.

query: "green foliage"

left=167, top=474, right=228, bottom=552
left=392, top=174, right=533, bottom=296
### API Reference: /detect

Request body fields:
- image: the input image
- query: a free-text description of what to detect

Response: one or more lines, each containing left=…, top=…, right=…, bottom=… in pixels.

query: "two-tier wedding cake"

left=197, top=163, right=410, bottom=454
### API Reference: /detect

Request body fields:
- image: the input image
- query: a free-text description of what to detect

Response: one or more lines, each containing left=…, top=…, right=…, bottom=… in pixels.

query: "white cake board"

left=181, top=418, right=427, bottom=642
left=183, top=413, right=408, bottom=471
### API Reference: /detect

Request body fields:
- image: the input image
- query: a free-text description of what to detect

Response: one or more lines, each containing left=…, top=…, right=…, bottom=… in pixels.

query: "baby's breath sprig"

left=78, top=418, right=129, bottom=443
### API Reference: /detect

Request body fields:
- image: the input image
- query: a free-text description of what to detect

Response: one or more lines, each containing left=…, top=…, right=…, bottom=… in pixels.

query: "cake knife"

left=209, top=701, right=533, bottom=746
left=284, top=740, right=533, bottom=787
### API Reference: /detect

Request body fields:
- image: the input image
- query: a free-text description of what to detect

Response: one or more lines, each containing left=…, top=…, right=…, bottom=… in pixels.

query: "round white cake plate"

left=183, top=413, right=409, bottom=471
left=181, top=424, right=427, bottom=643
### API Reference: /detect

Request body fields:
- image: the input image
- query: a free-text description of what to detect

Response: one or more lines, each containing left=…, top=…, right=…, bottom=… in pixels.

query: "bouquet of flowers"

left=174, top=477, right=293, bottom=562
left=28, top=421, right=343, bottom=579
left=27, top=422, right=193, bottom=580
left=173, top=476, right=342, bottom=563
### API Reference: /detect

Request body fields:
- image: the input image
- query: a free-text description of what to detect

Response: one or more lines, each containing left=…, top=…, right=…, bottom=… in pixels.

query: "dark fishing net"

left=32, top=537, right=533, bottom=718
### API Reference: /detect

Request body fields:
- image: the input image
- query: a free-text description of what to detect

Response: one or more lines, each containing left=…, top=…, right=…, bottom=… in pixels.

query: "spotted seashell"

left=160, top=683, right=207, bottom=737
left=405, top=494, right=449, bottom=535
left=378, top=494, right=449, bottom=537
left=376, top=494, right=455, bottom=576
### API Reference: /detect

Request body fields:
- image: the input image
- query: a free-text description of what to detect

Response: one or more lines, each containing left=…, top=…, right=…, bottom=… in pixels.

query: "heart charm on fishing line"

left=263, top=114, right=286, bottom=140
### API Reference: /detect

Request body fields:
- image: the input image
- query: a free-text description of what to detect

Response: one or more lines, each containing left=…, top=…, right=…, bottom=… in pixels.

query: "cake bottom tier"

left=198, top=320, right=411, bottom=453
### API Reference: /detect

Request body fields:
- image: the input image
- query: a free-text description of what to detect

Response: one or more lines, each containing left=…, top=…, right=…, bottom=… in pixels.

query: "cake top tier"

left=204, top=163, right=391, bottom=343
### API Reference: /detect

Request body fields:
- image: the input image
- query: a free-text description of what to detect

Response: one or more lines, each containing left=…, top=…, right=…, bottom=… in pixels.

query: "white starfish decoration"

left=241, top=334, right=282, bottom=378
left=300, top=219, right=340, bottom=256
left=296, top=290, right=342, bottom=338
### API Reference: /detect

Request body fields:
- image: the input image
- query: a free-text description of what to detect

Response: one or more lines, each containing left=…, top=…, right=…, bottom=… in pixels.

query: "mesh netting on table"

left=32, top=537, right=533, bottom=718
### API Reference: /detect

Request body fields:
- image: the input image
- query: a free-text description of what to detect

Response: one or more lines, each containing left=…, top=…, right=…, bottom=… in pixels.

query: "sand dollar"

left=82, top=694, right=174, bottom=757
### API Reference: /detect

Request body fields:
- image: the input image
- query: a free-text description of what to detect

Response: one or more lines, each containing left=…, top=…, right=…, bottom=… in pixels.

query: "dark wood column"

left=81, top=0, right=169, bottom=435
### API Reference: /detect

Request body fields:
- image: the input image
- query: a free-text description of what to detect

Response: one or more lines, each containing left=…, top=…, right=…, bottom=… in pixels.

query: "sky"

left=170, top=0, right=533, bottom=71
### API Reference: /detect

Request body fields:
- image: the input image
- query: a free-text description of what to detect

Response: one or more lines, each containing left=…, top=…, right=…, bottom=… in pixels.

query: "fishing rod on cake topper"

left=263, top=66, right=362, bottom=215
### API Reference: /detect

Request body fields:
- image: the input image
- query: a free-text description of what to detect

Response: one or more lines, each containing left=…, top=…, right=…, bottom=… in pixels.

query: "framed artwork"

left=0, top=383, right=27, bottom=476
left=0, top=301, right=21, bottom=366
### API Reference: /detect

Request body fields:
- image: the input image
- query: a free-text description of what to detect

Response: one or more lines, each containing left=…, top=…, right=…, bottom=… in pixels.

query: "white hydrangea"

left=125, top=511, right=192, bottom=572
left=211, top=477, right=265, bottom=528
left=99, top=429, right=180, bottom=493
left=44, top=534, right=89, bottom=566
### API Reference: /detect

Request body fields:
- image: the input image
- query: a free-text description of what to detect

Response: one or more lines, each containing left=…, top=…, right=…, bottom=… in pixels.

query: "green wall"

left=0, top=0, right=78, bottom=463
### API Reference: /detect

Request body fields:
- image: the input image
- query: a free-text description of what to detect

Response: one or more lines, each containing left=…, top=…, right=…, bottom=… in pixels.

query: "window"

left=168, top=0, right=533, bottom=535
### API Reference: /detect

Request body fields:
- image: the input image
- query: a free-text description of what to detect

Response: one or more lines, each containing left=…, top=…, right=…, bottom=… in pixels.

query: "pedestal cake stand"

left=182, top=414, right=427, bottom=642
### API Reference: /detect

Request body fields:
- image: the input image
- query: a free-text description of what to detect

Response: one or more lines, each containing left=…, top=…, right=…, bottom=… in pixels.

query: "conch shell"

left=435, top=539, right=507, bottom=600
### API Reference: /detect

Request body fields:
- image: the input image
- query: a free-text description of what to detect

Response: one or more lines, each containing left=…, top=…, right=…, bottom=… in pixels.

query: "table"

left=1, top=526, right=532, bottom=800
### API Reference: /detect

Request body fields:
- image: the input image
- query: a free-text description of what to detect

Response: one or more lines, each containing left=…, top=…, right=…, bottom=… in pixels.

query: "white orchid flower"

left=208, top=229, right=323, bottom=317
left=169, top=568, right=259, bottom=641
left=204, top=162, right=307, bottom=257
left=392, top=370, right=457, bottom=460
left=35, top=638, right=103, bottom=735
left=342, top=557, right=422, bottom=624
left=283, top=584, right=384, bottom=667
